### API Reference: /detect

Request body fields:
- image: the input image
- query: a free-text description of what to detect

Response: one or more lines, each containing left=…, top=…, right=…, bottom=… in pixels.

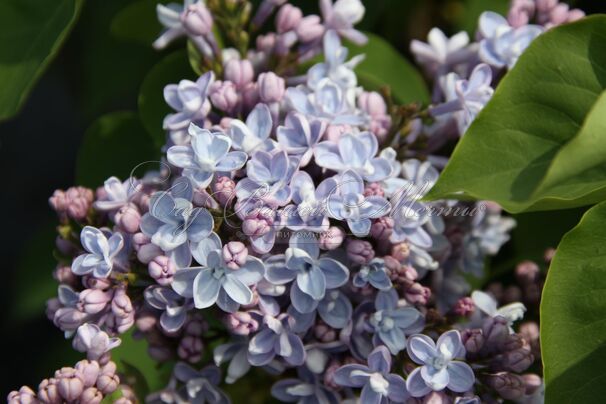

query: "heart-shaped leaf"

left=425, top=16, right=606, bottom=213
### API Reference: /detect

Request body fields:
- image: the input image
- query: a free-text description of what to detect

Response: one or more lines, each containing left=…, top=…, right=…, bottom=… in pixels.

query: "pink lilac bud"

left=369, top=116, right=391, bottom=143
left=566, top=8, right=585, bottom=23
left=323, top=124, right=351, bottom=142
left=111, top=287, right=133, bottom=319
left=132, top=232, right=149, bottom=251
left=508, top=7, right=530, bottom=28
left=114, top=203, right=141, bottom=233
left=422, top=391, right=451, bottom=404
left=276, top=4, right=302, bottom=33
left=225, top=311, right=259, bottom=335
left=118, top=385, right=137, bottom=402
left=53, top=265, right=77, bottom=286
left=80, top=387, right=102, bottom=404
left=256, top=33, right=277, bottom=53
left=107, top=311, right=135, bottom=334
left=137, top=242, right=163, bottom=264
left=515, top=260, right=540, bottom=284
left=224, top=59, right=254, bottom=89
left=346, top=240, right=375, bottom=264
left=453, top=297, right=475, bottom=317
left=391, top=243, right=410, bottom=262
left=485, top=372, right=525, bottom=400
left=314, top=321, right=337, bottom=342
left=358, top=91, right=387, bottom=117
left=96, top=373, right=119, bottom=395
left=38, top=379, right=60, bottom=404
left=548, top=3, right=570, bottom=25
left=241, top=83, right=260, bottom=112
left=212, top=176, right=236, bottom=206
left=363, top=182, right=384, bottom=197
left=178, top=335, right=203, bottom=363
left=49, top=186, right=93, bottom=221
left=222, top=241, right=248, bottom=270
left=136, top=310, right=158, bottom=332
left=54, top=307, right=86, bottom=331
left=242, top=209, right=274, bottom=237
left=8, top=386, right=37, bottom=404
left=522, top=373, right=542, bottom=395
left=319, top=226, right=345, bottom=250
left=82, top=276, right=112, bottom=290
left=295, top=15, right=325, bottom=43
left=519, top=322, right=540, bottom=357
left=483, top=316, right=510, bottom=352
left=461, top=329, right=485, bottom=353
left=56, top=368, right=84, bottom=402
left=405, top=283, right=431, bottom=305
left=370, top=216, right=393, bottom=240
left=503, top=347, right=534, bottom=372
left=181, top=2, right=213, bottom=36
left=148, top=255, right=176, bottom=286
left=75, top=360, right=100, bottom=387
left=210, top=80, right=239, bottom=113
left=78, top=289, right=112, bottom=315
left=258, top=72, right=285, bottom=103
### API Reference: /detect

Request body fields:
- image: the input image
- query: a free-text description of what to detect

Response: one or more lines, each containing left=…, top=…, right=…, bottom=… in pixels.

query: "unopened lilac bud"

left=38, top=379, right=60, bottom=404
left=222, top=241, right=248, bottom=270
left=258, top=72, right=285, bottom=103
left=56, top=368, right=84, bottom=402
left=502, top=334, right=525, bottom=352
left=566, top=8, right=585, bottom=23
left=111, top=287, right=133, bottom=319
left=115, top=203, right=141, bottom=233
left=483, top=316, right=510, bottom=351
left=54, top=307, right=86, bottom=332
left=132, top=232, right=150, bottom=251
left=453, top=297, right=475, bottom=317
left=503, top=347, right=534, bottom=373
left=405, top=283, right=431, bottom=305
left=256, top=33, right=276, bottom=52
left=225, top=311, right=260, bottom=336
left=80, top=387, right=102, bottom=404
left=107, top=311, right=135, bottom=334
left=276, top=4, right=302, bottom=33
left=53, top=265, right=77, bottom=286
left=423, top=391, right=451, bottom=404
left=515, top=260, right=539, bottom=284
left=370, top=216, right=393, bottom=240
left=224, top=59, right=254, bottom=89
left=519, top=322, right=539, bottom=344
left=8, top=386, right=37, bottom=404
left=148, top=255, right=176, bottom=286
left=46, top=298, right=61, bottom=321
left=136, top=310, right=158, bottom=332
left=181, top=2, right=213, bottom=36
left=210, top=80, right=239, bottom=112
left=485, top=372, right=525, bottom=400
left=549, top=3, right=570, bottom=25
left=212, top=176, right=236, bottom=206
left=346, top=240, right=375, bottom=264
left=358, top=91, right=387, bottom=117
left=391, top=243, right=410, bottom=262
left=49, top=187, right=93, bottom=221
left=522, top=373, right=542, bottom=395
left=319, top=226, right=345, bottom=250
left=296, top=15, right=325, bottom=43
left=137, top=242, right=163, bottom=264
left=78, top=289, right=112, bottom=314
left=314, top=321, right=337, bottom=342
left=242, top=209, right=274, bottom=237
left=82, top=276, right=112, bottom=290
left=96, top=373, right=119, bottom=395
left=178, top=335, right=203, bottom=363
left=363, top=182, right=385, bottom=197
left=461, top=329, right=484, bottom=353
left=75, top=360, right=100, bottom=387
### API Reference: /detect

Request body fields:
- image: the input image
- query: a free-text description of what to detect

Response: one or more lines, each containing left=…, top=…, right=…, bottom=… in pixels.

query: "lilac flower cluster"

left=9, top=0, right=571, bottom=402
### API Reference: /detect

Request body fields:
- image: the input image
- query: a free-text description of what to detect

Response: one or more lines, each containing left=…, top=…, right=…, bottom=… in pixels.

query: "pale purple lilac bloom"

left=288, top=288, right=352, bottom=332
left=319, top=0, right=367, bottom=45
left=282, top=171, right=336, bottom=232
left=248, top=314, right=306, bottom=366
left=352, top=258, right=393, bottom=291
left=72, top=323, right=121, bottom=361
left=173, top=362, right=230, bottom=404
left=277, top=112, right=326, bottom=167
left=93, top=176, right=141, bottom=211
left=71, top=226, right=125, bottom=279
left=229, top=103, right=277, bottom=154
left=272, top=365, right=340, bottom=404
left=410, top=28, right=474, bottom=76
left=144, top=285, right=193, bottom=333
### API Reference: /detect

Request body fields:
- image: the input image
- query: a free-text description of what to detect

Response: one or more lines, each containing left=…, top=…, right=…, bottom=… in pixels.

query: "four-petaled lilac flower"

left=93, top=176, right=141, bottom=211
left=334, top=345, right=409, bottom=403
left=389, top=199, right=432, bottom=248
left=72, top=323, right=121, bottom=360
left=288, top=288, right=352, bottom=333
left=315, top=132, right=393, bottom=182
left=326, top=170, right=390, bottom=237
left=248, top=314, right=306, bottom=366
left=265, top=231, right=349, bottom=313
left=368, top=289, right=424, bottom=355
left=229, top=103, right=277, bottom=154
left=478, top=11, right=543, bottom=69
left=272, top=365, right=340, bottom=403
left=71, top=226, right=125, bottom=279
left=406, top=330, right=475, bottom=397
left=353, top=258, right=393, bottom=291
left=410, top=28, right=473, bottom=75
left=153, top=0, right=193, bottom=49
left=283, top=171, right=336, bottom=232
left=163, top=72, right=214, bottom=135
left=167, top=124, right=247, bottom=188
left=277, top=112, right=326, bottom=167
left=144, top=285, right=193, bottom=333
left=320, top=0, right=367, bottom=45
left=173, top=362, right=230, bottom=404
left=172, top=232, right=265, bottom=313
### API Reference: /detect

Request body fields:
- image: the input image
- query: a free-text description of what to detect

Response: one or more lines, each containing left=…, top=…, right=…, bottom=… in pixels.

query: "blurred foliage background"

left=0, top=0, right=601, bottom=396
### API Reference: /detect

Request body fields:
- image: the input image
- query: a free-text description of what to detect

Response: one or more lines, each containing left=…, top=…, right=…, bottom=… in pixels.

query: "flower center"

left=368, top=373, right=389, bottom=395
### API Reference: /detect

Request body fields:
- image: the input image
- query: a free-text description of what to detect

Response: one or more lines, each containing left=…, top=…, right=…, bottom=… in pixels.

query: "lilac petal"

left=265, top=255, right=297, bottom=284
left=348, top=218, right=371, bottom=237
left=386, top=374, right=409, bottom=403
left=172, top=267, right=202, bottom=298
left=407, top=334, right=436, bottom=365
left=288, top=305, right=316, bottom=333
left=167, top=145, right=196, bottom=168
left=289, top=231, right=320, bottom=259
left=406, top=367, right=432, bottom=398
left=183, top=167, right=214, bottom=188
left=152, top=223, right=188, bottom=251
left=160, top=308, right=187, bottom=333
left=190, top=232, right=222, bottom=266
left=186, top=208, right=213, bottom=242
left=80, top=226, right=107, bottom=256
left=216, top=151, right=248, bottom=171
left=375, top=289, right=398, bottom=311
left=170, top=177, right=192, bottom=201
left=249, top=329, right=276, bottom=354
left=471, top=290, right=498, bottom=316
left=437, top=330, right=464, bottom=360
left=92, top=261, right=112, bottom=278
left=338, top=134, right=366, bottom=168
left=246, top=103, right=273, bottom=141
left=250, top=229, right=276, bottom=254
left=222, top=275, right=253, bottom=305
left=178, top=80, right=203, bottom=112
left=272, top=379, right=306, bottom=402
left=291, top=282, right=319, bottom=314
left=71, top=254, right=93, bottom=276
left=333, top=364, right=370, bottom=388
left=248, top=349, right=276, bottom=366
left=392, top=308, right=424, bottom=329
left=149, top=192, right=177, bottom=223
left=226, top=347, right=250, bottom=383
left=314, top=142, right=344, bottom=171
left=360, top=196, right=391, bottom=219
left=367, top=346, right=392, bottom=373
left=192, top=269, right=221, bottom=308
left=173, top=362, right=199, bottom=383
left=447, top=361, right=475, bottom=393
left=216, top=288, right=240, bottom=313
left=479, top=11, right=508, bottom=38
left=231, top=256, right=265, bottom=285
left=421, top=365, right=449, bottom=391
left=139, top=214, right=164, bottom=237
left=286, top=88, right=314, bottom=115
left=279, top=333, right=306, bottom=366
left=380, top=326, right=406, bottom=355
left=368, top=268, right=393, bottom=291
left=163, top=84, right=183, bottom=110
left=318, top=291, right=351, bottom=329
left=360, top=383, right=382, bottom=404
left=317, top=258, right=348, bottom=288
left=296, top=266, right=327, bottom=300
left=338, top=170, right=364, bottom=195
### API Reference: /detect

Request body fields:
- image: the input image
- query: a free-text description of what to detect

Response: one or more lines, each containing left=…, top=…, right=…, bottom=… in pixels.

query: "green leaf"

left=425, top=16, right=606, bottom=213
left=346, top=32, right=429, bottom=104
left=139, top=50, right=196, bottom=150
left=0, top=0, right=83, bottom=121
left=76, top=111, right=160, bottom=187
left=110, top=0, right=161, bottom=45
left=541, top=200, right=606, bottom=402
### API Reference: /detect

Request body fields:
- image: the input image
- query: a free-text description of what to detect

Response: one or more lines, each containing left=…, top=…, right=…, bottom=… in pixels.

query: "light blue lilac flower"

left=265, top=231, right=349, bottom=313
left=320, top=0, right=367, bottom=45
left=334, top=345, right=409, bottom=403
left=400, top=159, right=440, bottom=199
left=277, top=112, right=326, bottom=167
left=326, top=170, right=390, bottom=237
left=286, top=79, right=364, bottom=125
left=288, top=288, right=352, bottom=333
left=368, top=289, right=424, bottom=355
left=307, top=30, right=364, bottom=91
left=173, top=362, right=230, bottom=404
left=93, top=176, right=141, bottom=211
left=248, top=314, right=306, bottom=366
left=167, top=124, right=247, bottom=188
left=352, top=258, right=393, bottom=291
left=153, top=0, right=193, bottom=49
left=272, top=365, right=339, bottom=404
left=470, top=204, right=516, bottom=255
left=389, top=199, right=432, bottom=248
left=236, top=149, right=299, bottom=207
left=140, top=178, right=213, bottom=268
left=172, top=233, right=265, bottom=313
left=283, top=171, right=336, bottom=232
left=144, top=285, right=193, bottom=333
left=406, top=330, right=475, bottom=397
left=72, top=323, right=121, bottom=360
left=71, top=226, right=125, bottom=279
left=315, top=132, right=393, bottom=182
left=478, top=11, right=543, bottom=69
left=229, top=103, right=277, bottom=154
left=214, top=339, right=251, bottom=384
left=410, top=28, right=474, bottom=75
left=163, top=72, right=214, bottom=135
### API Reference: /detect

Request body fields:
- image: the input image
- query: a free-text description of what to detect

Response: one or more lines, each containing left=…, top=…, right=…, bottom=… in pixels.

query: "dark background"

left=0, top=0, right=600, bottom=395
